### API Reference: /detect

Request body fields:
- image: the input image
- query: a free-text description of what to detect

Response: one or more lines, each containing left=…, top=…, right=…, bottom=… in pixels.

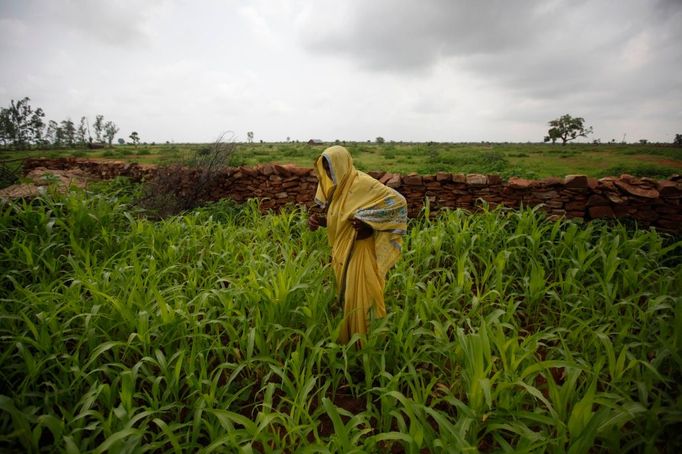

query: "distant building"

left=307, top=139, right=324, bottom=145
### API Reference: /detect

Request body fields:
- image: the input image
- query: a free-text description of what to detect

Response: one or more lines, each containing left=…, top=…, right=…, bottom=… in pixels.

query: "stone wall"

left=22, top=158, right=682, bottom=233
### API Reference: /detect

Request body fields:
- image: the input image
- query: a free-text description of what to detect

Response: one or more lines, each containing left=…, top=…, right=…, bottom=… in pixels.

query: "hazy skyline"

left=1, top=0, right=681, bottom=144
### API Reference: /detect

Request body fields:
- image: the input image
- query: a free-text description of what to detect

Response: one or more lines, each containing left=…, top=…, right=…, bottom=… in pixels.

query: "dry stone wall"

left=22, top=158, right=682, bottom=233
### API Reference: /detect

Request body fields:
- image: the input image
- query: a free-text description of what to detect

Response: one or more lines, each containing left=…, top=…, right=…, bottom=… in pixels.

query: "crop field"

left=1, top=183, right=681, bottom=452
left=3, top=142, right=682, bottom=180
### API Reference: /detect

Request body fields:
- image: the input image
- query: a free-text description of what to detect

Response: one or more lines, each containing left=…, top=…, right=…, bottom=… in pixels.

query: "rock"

left=586, top=194, right=610, bottom=207
left=606, top=192, right=626, bottom=204
left=564, top=175, right=589, bottom=189
left=452, top=174, right=466, bottom=183
left=536, top=190, right=560, bottom=199
left=466, top=174, right=487, bottom=186
left=436, top=172, right=451, bottom=182
left=598, top=177, right=617, bottom=191
left=614, top=180, right=659, bottom=199
left=385, top=174, right=401, bottom=188
left=544, top=200, right=564, bottom=209
left=657, top=219, right=681, bottom=231
left=403, top=174, right=423, bottom=186
left=508, top=177, right=534, bottom=189
left=288, top=166, right=312, bottom=177
left=587, top=178, right=599, bottom=190
left=619, top=174, right=638, bottom=183
left=658, top=180, right=682, bottom=198
left=483, top=174, right=501, bottom=185
left=539, top=176, right=563, bottom=187
left=589, top=205, right=615, bottom=218
left=273, top=164, right=291, bottom=176
left=379, top=173, right=395, bottom=184
left=566, top=200, right=586, bottom=211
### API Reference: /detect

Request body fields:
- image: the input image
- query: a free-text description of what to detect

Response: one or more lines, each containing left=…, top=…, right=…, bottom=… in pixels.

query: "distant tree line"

left=0, top=96, right=124, bottom=150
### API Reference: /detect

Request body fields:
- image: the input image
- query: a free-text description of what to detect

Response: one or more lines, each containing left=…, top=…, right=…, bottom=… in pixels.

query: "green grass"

left=2, top=143, right=681, bottom=179
left=1, top=182, right=681, bottom=451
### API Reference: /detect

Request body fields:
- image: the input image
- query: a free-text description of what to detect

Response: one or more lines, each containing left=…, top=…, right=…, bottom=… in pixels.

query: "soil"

left=0, top=167, right=93, bottom=199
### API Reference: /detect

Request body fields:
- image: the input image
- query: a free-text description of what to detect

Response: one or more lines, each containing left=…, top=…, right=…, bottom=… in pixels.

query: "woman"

left=308, top=146, right=408, bottom=344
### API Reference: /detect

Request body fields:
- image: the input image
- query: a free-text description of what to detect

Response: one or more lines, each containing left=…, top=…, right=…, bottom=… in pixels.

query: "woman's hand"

left=350, top=217, right=373, bottom=240
left=308, top=213, right=326, bottom=231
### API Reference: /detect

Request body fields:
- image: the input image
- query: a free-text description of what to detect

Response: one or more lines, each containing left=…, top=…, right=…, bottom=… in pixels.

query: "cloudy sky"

left=1, top=0, right=680, bottom=143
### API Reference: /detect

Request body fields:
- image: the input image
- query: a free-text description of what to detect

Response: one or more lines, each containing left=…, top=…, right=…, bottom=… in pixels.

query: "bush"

left=138, top=132, right=237, bottom=218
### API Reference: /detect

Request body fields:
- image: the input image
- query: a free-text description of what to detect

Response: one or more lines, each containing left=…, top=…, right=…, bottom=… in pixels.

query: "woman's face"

left=322, top=158, right=333, bottom=181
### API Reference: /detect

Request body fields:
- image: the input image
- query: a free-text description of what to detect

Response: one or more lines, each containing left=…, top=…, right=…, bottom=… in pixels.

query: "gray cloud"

left=297, top=0, right=682, bottom=140
left=1, top=0, right=159, bottom=49
left=299, top=0, right=682, bottom=97
left=299, top=0, right=558, bottom=71
left=1, top=0, right=680, bottom=143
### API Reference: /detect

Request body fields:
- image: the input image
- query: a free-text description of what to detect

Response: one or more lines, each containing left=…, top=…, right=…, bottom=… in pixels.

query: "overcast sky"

left=1, top=0, right=680, bottom=143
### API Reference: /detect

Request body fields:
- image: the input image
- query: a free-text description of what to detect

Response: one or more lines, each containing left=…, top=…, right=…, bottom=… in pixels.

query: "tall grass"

left=1, top=184, right=681, bottom=452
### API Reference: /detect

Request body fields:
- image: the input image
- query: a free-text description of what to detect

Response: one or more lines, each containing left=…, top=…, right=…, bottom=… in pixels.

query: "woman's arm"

left=350, top=217, right=373, bottom=240
left=308, top=213, right=327, bottom=231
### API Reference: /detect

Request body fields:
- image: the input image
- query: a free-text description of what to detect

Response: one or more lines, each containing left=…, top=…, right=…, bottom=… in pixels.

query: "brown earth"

left=0, top=167, right=93, bottom=199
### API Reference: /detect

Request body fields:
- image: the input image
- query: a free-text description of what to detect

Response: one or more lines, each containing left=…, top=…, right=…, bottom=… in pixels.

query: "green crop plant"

left=0, top=181, right=680, bottom=452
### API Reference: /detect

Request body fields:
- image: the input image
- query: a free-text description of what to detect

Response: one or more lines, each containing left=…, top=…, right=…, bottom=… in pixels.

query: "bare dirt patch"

left=0, top=167, right=93, bottom=199
left=638, top=156, right=682, bottom=170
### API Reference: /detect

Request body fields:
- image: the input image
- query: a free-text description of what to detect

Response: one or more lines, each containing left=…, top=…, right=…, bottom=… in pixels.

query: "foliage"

left=93, top=114, right=104, bottom=143
left=0, top=161, right=22, bottom=189
left=138, top=132, right=237, bottom=218
left=0, top=186, right=681, bottom=452
left=0, top=97, right=131, bottom=150
left=60, top=119, right=76, bottom=147
left=103, top=121, right=119, bottom=146
left=76, top=116, right=89, bottom=146
left=376, top=136, right=385, bottom=144
left=129, top=131, right=140, bottom=146
left=675, top=134, right=682, bottom=147
left=0, top=97, right=46, bottom=148
left=544, top=114, right=593, bottom=145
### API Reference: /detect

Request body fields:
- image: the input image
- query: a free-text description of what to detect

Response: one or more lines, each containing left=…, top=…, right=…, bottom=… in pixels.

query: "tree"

left=544, top=114, right=593, bottom=144
left=77, top=116, right=88, bottom=147
left=0, top=109, right=10, bottom=147
left=61, top=119, right=76, bottom=146
left=129, top=131, right=140, bottom=146
left=674, top=134, right=682, bottom=146
left=247, top=131, right=254, bottom=143
left=93, top=114, right=104, bottom=142
left=0, top=97, right=45, bottom=148
left=45, top=120, right=65, bottom=147
left=375, top=136, right=385, bottom=144
left=103, top=121, right=119, bottom=146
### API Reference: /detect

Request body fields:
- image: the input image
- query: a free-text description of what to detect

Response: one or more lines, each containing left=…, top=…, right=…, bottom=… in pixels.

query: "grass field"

left=3, top=142, right=682, bottom=180
left=1, top=182, right=681, bottom=452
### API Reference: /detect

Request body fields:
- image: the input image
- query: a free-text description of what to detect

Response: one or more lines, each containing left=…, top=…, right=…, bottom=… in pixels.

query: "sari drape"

left=314, top=146, right=407, bottom=343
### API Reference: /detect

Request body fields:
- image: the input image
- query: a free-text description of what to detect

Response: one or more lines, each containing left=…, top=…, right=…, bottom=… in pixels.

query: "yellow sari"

left=314, top=146, right=408, bottom=343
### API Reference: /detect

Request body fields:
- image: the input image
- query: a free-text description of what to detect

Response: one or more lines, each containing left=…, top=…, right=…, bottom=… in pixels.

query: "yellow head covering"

left=314, top=145, right=407, bottom=279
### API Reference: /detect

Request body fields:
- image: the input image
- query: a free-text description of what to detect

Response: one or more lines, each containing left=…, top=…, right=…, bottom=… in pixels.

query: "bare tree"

left=138, top=131, right=237, bottom=218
